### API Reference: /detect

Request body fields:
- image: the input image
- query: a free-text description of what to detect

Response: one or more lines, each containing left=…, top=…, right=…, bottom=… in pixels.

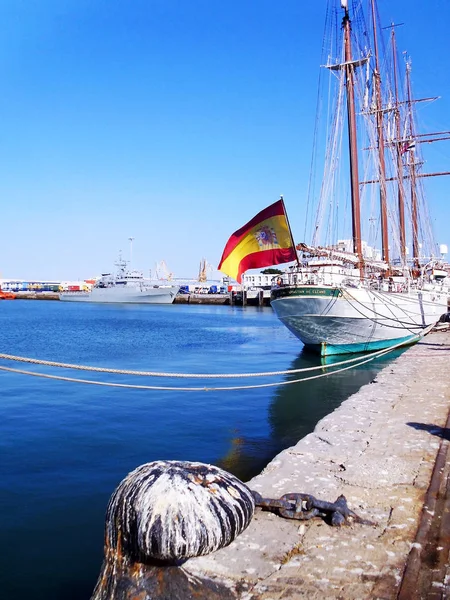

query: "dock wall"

left=185, top=330, right=450, bottom=599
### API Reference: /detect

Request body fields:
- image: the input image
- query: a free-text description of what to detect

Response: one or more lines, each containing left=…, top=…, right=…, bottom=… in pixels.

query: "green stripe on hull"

left=271, top=286, right=341, bottom=300
left=308, top=333, right=422, bottom=357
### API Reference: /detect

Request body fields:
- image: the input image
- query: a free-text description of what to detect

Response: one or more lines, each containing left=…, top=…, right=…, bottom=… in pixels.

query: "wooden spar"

left=414, top=131, right=450, bottom=139
left=360, top=171, right=450, bottom=184
left=370, top=0, right=390, bottom=267
left=391, top=26, right=407, bottom=264
left=280, top=195, right=300, bottom=267
left=405, top=61, right=420, bottom=268
left=342, top=5, right=363, bottom=277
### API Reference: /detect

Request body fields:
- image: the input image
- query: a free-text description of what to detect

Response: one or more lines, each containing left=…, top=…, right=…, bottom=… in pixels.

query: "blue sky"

left=0, top=0, right=449, bottom=281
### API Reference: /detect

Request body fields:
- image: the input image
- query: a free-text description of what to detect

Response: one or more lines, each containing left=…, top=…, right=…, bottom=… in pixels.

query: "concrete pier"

left=174, top=293, right=230, bottom=305
left=184, top=329, right=450, bottom=599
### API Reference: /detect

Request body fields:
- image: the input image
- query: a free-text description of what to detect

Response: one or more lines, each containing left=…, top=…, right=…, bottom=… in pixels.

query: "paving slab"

left=185, top=330, right=450, bottom=599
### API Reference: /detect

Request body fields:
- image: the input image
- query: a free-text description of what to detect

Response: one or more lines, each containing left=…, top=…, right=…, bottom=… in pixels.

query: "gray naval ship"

left=59, top=256, right=180, bottom=304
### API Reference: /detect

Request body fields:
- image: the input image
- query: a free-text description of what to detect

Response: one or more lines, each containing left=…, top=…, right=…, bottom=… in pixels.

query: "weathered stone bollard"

left=91, top=460, right=255, bottom=600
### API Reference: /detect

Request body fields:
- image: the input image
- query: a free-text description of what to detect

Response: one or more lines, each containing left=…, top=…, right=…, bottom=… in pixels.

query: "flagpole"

left=280, top=196, right=300, bottom=266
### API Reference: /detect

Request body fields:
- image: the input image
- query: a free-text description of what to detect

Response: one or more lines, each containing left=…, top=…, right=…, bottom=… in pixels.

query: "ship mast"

left=370, top=0, right=389, bottom=267
left=356, top=3, right=450, bottom=269
left=341, top=0, right=363, bottom=276
left=405, top=60, right=420, bottom=268
left=391, top=26, right=407, bottom=265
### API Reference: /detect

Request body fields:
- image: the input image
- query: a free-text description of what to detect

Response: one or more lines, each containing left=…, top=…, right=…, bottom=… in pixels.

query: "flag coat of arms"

left=218, top=199, right=297, bottom=283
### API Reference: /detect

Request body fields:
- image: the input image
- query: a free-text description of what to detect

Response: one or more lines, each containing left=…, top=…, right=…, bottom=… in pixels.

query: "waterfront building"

left=0, top=279, right=95, bottom=293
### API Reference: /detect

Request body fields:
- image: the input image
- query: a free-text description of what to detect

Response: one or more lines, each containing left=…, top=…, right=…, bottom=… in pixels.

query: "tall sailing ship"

left=270, top=0, right=449, bottom=356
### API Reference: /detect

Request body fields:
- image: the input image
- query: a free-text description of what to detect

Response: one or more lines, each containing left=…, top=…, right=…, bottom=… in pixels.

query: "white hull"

left=60, top=285, right=179, bottom=304
left=271, top=285, right=448, bottom=355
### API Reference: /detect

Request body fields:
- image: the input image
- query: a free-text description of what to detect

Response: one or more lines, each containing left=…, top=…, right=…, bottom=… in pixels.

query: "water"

left=0, top=300, right=403, bottom=598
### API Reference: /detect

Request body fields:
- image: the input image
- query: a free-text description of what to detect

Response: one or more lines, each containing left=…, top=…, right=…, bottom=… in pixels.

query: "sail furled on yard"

left=218, top=200, right=297, bottom=283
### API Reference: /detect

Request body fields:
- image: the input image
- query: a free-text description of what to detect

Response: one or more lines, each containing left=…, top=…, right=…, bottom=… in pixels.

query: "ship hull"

left=59, top=286, right=179, bottom=304
left=271, top=285, right=447, bottom=356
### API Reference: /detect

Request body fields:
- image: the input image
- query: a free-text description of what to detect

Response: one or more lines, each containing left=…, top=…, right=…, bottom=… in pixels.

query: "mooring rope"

left=0, top=335, right=420, bottom=391
left=0, top=334, right=417, bottom=380
left=0, top=345, right=397, bottom=391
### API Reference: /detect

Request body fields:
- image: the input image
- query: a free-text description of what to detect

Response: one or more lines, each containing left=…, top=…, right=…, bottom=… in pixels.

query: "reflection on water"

left=217, top=346, right=405, bottom=481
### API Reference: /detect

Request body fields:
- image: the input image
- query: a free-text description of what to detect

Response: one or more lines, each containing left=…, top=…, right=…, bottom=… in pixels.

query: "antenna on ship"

left=128, top=237, right=135, bottom=266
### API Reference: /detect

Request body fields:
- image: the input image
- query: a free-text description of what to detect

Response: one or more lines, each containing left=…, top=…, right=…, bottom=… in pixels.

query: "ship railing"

left=272, top=271, right=326, bottom=287
left=272, top=270, right=447, bottom=295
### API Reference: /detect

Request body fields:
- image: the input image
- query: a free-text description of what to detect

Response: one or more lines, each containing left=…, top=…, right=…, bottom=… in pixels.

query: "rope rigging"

left=342, top=288, right=438, bottom=331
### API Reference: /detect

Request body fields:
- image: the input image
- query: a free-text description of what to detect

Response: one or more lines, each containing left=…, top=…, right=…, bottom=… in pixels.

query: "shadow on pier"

left=407, top=422, right=450, bottom=440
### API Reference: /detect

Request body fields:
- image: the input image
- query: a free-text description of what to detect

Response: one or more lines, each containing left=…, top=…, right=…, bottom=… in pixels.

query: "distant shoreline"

left=8, top=292, right=232, bottom=305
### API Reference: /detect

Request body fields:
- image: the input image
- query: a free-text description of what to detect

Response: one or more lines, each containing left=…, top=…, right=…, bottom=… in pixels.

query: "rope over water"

left=0, top=335, right=419, bottom=391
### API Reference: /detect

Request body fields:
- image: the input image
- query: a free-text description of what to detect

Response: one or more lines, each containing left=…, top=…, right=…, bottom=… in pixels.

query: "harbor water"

left=0, top=300, right=403, bottom=599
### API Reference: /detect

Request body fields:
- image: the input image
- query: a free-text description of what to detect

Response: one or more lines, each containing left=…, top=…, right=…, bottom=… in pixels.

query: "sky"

left=0, top=0, right=449, bottom=281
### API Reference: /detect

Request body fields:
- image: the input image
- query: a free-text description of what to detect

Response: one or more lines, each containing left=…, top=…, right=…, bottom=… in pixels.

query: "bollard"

left=91, top=460, right=255, bottom=600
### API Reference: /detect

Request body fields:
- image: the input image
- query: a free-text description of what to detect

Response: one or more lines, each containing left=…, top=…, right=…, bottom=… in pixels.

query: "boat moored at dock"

left=269, top=0, right=450, bottom=355
left=59, top=255, right=179, bottom=304
left=271, top=274, right=446, bottom=355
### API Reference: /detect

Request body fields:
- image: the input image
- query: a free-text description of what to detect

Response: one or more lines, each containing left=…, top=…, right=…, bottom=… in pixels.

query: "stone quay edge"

left=185, top=330, right=450, bottom=599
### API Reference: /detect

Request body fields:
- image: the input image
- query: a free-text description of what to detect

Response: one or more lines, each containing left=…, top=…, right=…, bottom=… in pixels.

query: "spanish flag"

left=218, top=199, right=297, bottom=283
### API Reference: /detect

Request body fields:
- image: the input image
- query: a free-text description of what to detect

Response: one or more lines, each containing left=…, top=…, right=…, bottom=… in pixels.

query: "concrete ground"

left=185, top=329, right=450, bottom=599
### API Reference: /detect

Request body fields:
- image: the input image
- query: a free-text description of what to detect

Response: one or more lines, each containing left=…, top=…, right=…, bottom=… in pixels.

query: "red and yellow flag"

left=218, top=199, right=297, bottom=283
